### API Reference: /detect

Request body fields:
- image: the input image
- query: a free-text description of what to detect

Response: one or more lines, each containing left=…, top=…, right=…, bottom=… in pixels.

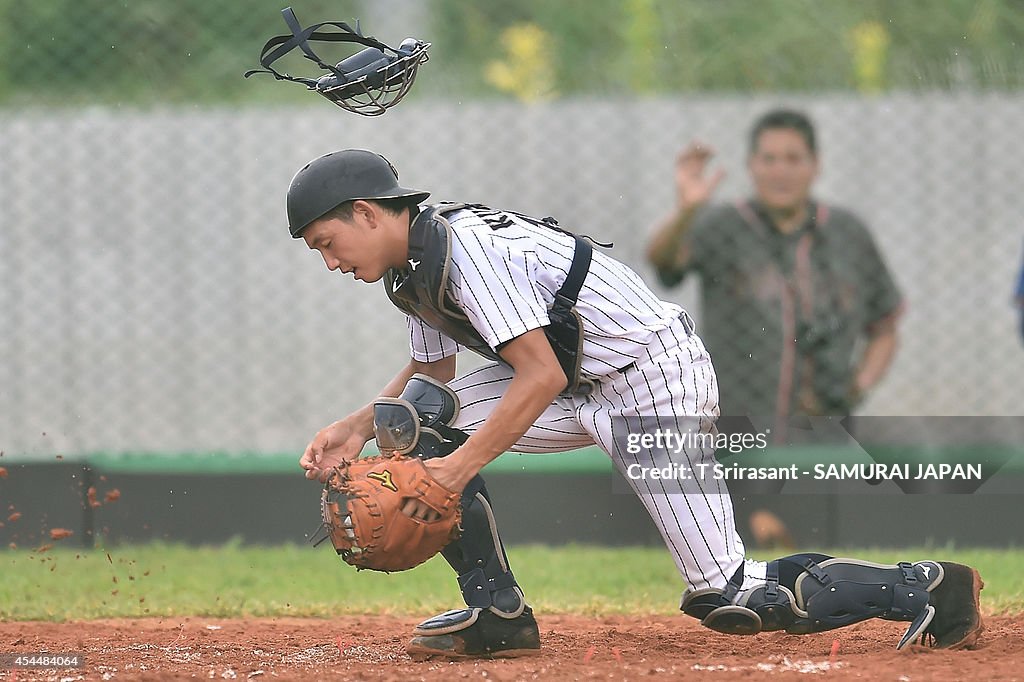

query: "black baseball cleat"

left=406, top=605, right=541, bottom=660
left=899, top=562, right=984, bottom=650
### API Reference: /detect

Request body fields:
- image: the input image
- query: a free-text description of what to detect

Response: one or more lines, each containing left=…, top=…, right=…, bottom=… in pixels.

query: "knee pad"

left=681, top=567, right=800, bottom=636
left=683, top=554, right=944, bottom=643
left=373, top=373, right=468, bottom=459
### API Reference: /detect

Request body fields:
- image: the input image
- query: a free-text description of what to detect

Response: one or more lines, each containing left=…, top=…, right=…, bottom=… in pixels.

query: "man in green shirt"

left=647, top=109, right=902, bottom=432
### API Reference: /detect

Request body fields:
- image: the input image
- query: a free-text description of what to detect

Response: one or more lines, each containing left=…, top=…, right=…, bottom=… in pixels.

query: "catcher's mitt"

left=318, top=454, right=461, bottom=572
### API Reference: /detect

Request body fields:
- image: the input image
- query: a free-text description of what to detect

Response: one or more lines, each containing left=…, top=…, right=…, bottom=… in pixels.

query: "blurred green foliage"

left=0, top=0, right=359, bottom=106
left=0, top=0, right=1021, bottom=106
left=434, top=0, right=1024, bottom=96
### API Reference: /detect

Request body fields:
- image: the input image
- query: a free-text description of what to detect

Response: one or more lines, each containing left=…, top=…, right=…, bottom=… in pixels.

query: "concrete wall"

left=1, top=94, right=1022, bottom=459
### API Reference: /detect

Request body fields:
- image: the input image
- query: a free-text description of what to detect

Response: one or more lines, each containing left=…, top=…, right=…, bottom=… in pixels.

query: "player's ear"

left=351, top=199, right=376, bottom=227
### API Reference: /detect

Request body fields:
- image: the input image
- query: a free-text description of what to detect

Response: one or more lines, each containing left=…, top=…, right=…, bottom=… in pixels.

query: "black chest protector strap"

left=545, top=235, right=595, bottom=395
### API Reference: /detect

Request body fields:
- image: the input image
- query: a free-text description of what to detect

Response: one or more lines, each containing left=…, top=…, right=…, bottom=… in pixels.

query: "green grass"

left=1, top=542, right=1021, bottom=621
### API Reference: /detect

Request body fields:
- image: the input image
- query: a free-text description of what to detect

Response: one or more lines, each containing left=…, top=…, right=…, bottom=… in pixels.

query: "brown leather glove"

left=319, top=454, right=461, bottom=572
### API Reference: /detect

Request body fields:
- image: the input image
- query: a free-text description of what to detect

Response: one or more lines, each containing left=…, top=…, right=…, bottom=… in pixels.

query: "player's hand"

left=675, top=141, right=726, bottom=209
left=299, top=419, right=368, bottom=482
left=401, top=455, right=473, bottom=522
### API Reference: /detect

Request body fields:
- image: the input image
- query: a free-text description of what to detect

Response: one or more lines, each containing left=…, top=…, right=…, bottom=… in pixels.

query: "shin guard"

left=682, top=553, right=944, bottom=648
left=441, top=477, right=525, bottom=616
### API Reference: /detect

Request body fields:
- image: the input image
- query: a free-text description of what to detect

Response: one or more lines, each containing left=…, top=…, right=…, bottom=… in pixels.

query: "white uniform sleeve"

left=448, top=223, right=551, bottom=350
left=407, top=315, right=461, bottom=362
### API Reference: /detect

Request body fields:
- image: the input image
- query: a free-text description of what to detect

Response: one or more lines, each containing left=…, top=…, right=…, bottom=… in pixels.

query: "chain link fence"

left=1, top=2, right=1022, bottom=461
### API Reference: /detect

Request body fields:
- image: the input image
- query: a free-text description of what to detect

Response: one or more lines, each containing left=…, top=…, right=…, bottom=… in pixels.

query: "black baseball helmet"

left=286, top=149, right=430, bottom=238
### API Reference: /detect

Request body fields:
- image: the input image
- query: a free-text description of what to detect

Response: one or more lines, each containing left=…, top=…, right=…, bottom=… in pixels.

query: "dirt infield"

left=1, top=614, right=1019, bottom=681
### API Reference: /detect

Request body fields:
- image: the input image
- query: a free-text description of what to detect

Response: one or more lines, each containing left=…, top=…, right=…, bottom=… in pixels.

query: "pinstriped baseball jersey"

left=408, top=206, right=684, bottom=377
left=405, top=204, right=747, bottom=593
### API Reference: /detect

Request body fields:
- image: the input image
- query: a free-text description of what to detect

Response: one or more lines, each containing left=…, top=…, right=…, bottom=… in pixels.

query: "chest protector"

left=383, top=203, right=595, bottom=394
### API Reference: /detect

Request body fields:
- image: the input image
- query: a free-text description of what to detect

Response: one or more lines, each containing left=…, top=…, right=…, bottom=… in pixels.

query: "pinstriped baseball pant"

left=449, top=315, right=746, bottom=593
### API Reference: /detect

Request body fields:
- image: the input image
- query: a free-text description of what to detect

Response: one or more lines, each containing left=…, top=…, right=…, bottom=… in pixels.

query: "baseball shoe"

left=406, top=606, right=541, bottom=660
left=905, top=562, right=984, bottom=649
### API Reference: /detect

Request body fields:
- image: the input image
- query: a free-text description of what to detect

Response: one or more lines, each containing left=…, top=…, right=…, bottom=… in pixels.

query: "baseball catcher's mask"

left=244, top=7, right=430, bottom=116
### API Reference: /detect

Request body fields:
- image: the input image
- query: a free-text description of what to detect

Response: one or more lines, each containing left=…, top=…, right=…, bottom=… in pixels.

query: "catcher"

left=291, top=149, right=984, bottom=659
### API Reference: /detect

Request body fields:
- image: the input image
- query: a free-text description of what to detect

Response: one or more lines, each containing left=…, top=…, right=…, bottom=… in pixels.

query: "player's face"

left=748, top=128, right=819, bottom=212
left=302, top=211, right=392, bottom=283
